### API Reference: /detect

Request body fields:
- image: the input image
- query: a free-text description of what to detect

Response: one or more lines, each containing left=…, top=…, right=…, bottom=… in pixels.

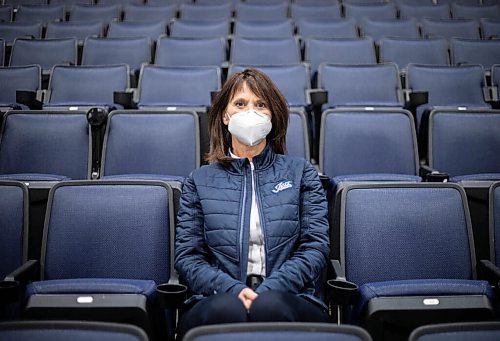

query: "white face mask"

left=227, top=109, right=272, bottom=147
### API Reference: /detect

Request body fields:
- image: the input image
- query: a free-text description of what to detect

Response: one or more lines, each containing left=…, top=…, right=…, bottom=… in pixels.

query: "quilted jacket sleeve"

left=174, top=174, right=247, bottom=296
left=255, top=161, right=330, bottom=294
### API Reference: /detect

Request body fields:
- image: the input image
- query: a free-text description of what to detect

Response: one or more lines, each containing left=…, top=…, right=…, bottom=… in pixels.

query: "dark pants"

left=176, top=290, right=329, bottom=340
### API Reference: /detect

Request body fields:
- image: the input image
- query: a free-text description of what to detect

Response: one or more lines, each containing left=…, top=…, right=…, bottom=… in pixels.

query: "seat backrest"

left=320, top=109, right=418, bottom=177
left=344, top=2, right=397, bottom=20
left=231, top=37, right=301, bottom=66
left=107, top=21, right=167, bottom=41
left=0, top=321, right=149, bottom=341
left=451, top=38, right=500, bottom=71
left=10, top=38, right=77, bottom=72
left=6, top=0, right=47, bottom=8
left=155, top=37, right=225, bottom=67
left=42, top=181, right=173, bottom=284
left=46, top=64, right=129, bottom=107
left=0, top=22, right=42, bottom=45
left=398, top=3, right=451, bottom=20
left=82, top=37, right=151, bottom=72
left=0, top=5, right=13, bottom=22
left=286, top=110, right=310, bottom=161
left=297, top=18, right=358, bottom=39
left=410, top=322, right=500, bottom=341
left=123, top=3, right=177, bottom=22
left=0, top=65, right=40, bottom=106
left=102, top=110, right=199, bottom=178
left=290, top=3, right=341, bottom=20
left=0, top=181, right=27, bottom=278
left=305, top=38, right=376, bottom=76
left=0, top=111, right=90, bottom=179
left=169, top=19, right=230, bottom=38
left=14, top=4, right=64, bottom=24
left=340, top=183, right=474, bottom=286
left=406, top=64, right=487, bottom=108
left=480, top=18, right=500, bottom=39
left=98, top=0, right=143, bottom=6
left=452, top=3, right=500, bottom=20
left=318, top=63, right=402, bottom=108
left=235, top=2, right=288, bottom=21
left=228, top=63, right=310, bottom=108
left=179, top=3, right=232, bottom=20
left=137, top=65, right=220, bottom=107
left=47, top=0, right=91, bottom=11
left=45, top=21, right=103, bottom=42
left=379, top=37, right=449, bottom=72
left=69, top=4, right=121, bottom=23
left=360, top=18, right=419, bottom=43
left=491, top=182, right=500, bottom=266
left=233, top=20, right=294, bottom=38
left=428, top=110, right=500, bottom=178
left=421, top=18, right=480, bottom=40
left=184, top=323, right=372, bottom=341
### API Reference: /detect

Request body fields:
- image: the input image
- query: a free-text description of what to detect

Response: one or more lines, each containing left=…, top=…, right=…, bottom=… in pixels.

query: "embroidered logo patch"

left=272, top=181, right=293, bottom=193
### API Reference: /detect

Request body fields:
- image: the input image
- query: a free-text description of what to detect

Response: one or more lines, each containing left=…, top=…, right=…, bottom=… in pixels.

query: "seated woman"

left=175, top=68, right=330, bottom=339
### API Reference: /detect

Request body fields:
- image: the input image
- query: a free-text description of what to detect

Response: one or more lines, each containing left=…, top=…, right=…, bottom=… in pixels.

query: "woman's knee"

left=249, top=291, right=295, bottom=321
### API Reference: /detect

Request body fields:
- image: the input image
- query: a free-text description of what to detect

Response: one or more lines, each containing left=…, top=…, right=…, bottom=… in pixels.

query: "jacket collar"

left=225, top=144, right=275, bottom=174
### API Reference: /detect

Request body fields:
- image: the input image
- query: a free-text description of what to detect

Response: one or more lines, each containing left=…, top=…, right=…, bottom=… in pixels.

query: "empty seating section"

left=410, top=322, right=500, bottom=341
left=0, top=111, right=90, bottom=180
left=1, top=0, right=500, bottom=339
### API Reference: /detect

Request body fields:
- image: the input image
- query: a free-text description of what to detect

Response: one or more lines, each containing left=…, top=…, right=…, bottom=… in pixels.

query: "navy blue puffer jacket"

left=174, top=145, right=330, bottom=305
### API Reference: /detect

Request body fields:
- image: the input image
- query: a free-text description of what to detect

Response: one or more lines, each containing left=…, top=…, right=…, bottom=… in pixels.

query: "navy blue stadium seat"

left=45, top=21, right=104, bottom=44
left=398, top=3, right=451, bottom=20
left=235, top=2, right=288, bottom=21
left=14, top=4, right=64, bottom=25
left=136, top=65, right=221, bottom=110
left=481, top=18, right=500, bottom=39
left=427, top=109, right=500, bottom=182
left=230, top=37, right=301, bottom=66
left=123, top=3, right=177, bottom=22
left=290, top=3, right=342, bottom=20
left=0, top=111, right=90, bottom=181
left=179, top=3, right=232, bottom=21
left=343, top=2, right=397, bottom=21
left=421, top=18, right=480, bottom=40
left=97, top=0, right=143, bottom=7
left=107, top=21, right=167, bottom=41
left=296, top=18, right=358, bottom=39
left=5, top=0, right=47, bottom=9
left=335, top=182, right=494, bottom=340
left=48, top=0, right=91, bottom=12
left=286, top=110, right=310, bottom=161
left=319, top=109, right=420, bottom=185
left=69, top=4, right=122, bottom=24
left=305, top=38, right=376, bottom=80
left=0, top=22, right=42, bottom=45
left=0, top=65, right=40, bottom=111
left=378, top=37, right=449, bottom=73
left=9, top=38, right=77, bottom=75
left=0, top=5, right=13, bottom=22
left=101, top=110, right=199, bottom=180
left=155, top=36, right=226, bottom=67
left=360, top=18, right=419, bottom=43
left=0, top=321, right=149, bottom=341
left=450, top=38, right=500, bottom=72
left=318, top=63, right=403, bottom=109
left=184, top=323, right=372, bottom=341
left=169, top=19, right=230, bottom=38
left=451, top=3, right=500, bottom=20
left=233, top=20, right=294, bottom=38
left=44, top=64, right=129, bottom=111
left=23, top=180, right=177, bottom=339
left=490, top=182, right=500, bottom=265
left=409, top=322, right=500, bottom=341
left=82, top=37, right=151, bottom=74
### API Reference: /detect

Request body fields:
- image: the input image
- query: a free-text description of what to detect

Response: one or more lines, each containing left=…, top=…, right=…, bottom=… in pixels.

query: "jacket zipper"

left=253, top=165, right=268, bottom=277
left=238, top=164, right=247, bottom=279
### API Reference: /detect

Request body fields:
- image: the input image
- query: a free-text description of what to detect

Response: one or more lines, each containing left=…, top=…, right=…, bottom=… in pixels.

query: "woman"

left=175, top=68, right=330, bottom=338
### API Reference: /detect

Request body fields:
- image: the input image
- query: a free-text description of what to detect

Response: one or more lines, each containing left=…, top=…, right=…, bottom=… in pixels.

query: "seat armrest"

left=404, top=90, right=428, bottom=110
left=330, top=259, right=345, bottom=281
left=478, top=259, right=500, bottom=287
left=113, top=91, right=137, bottom=109
left=420, top=165, right=449, bottom=182
left=16, top=90, right=43, bottom=110
left=0, top=260, right=39, bottom=304
left=327, top=259, right=358, bottom=306
left=307, top=89, right=328, bottom=107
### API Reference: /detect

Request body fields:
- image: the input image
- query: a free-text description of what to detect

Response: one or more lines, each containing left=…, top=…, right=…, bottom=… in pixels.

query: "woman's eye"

left=235, top=102, right=244, bottom=108
left=257, top=102, right=267, bottom=109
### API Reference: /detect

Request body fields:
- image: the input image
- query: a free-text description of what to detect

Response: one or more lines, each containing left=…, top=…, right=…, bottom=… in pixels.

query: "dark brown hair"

left=206, top=68, right=289, bottom=164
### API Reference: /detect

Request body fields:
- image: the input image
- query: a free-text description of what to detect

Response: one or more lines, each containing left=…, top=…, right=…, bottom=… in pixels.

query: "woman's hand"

left=238, top=287, right=258, bottom=310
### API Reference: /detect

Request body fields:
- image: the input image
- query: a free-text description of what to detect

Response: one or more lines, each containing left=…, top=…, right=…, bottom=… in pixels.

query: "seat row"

left=2, top=174, right=500, bottom=339
left=1, top=1, right=499, bottom=24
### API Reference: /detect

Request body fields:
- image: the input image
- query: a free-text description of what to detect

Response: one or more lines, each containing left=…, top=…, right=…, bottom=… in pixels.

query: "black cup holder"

left=0, top=280, right=20, bottom=304
left=327, top=279, right=358, bottom=306
left=156, top=283, right=188, bottom=309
